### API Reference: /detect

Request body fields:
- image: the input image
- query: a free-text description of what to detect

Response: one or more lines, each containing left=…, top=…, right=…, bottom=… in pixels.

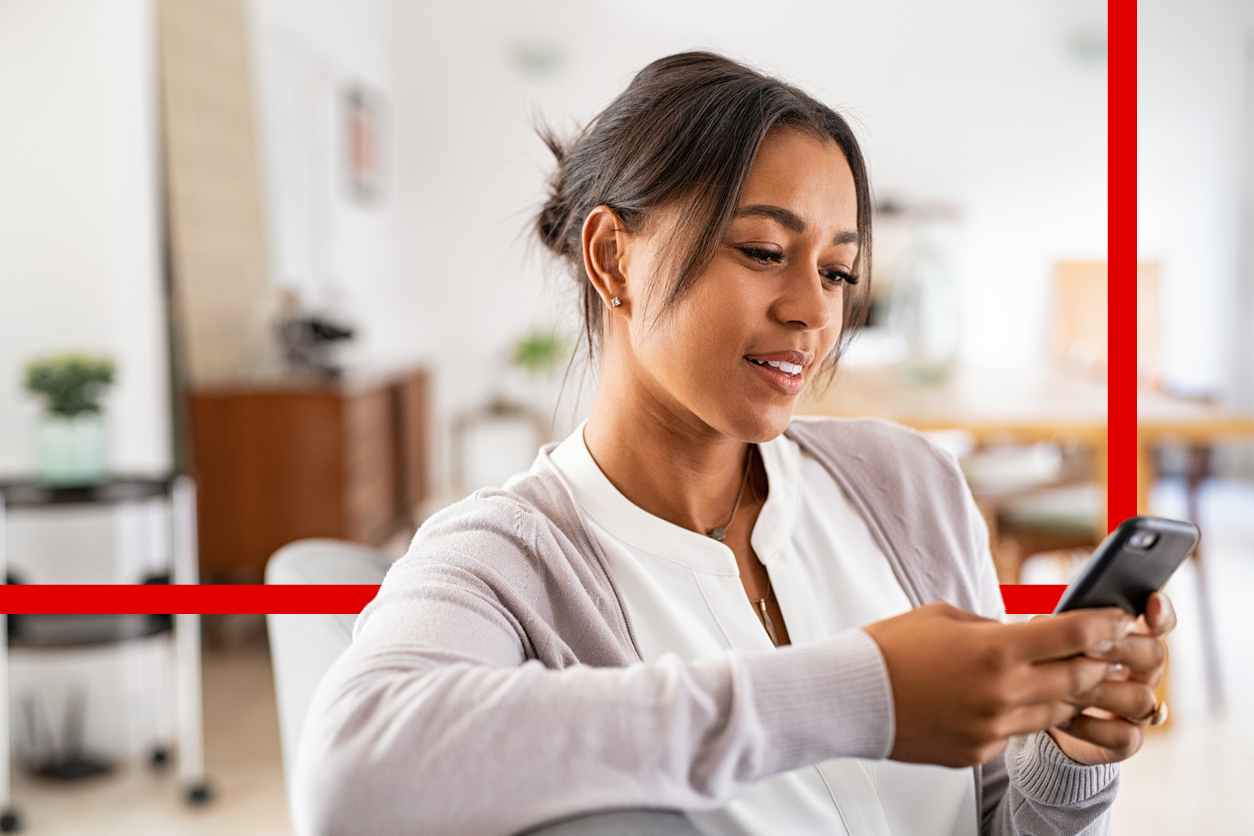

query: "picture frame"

left=343, top=83, right=384, bottom=203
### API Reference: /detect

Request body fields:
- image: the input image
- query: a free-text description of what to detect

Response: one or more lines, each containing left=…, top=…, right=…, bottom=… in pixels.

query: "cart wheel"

left=186, top=783, right=212, bottom=805
left=0, top=809, right=20, bottom=832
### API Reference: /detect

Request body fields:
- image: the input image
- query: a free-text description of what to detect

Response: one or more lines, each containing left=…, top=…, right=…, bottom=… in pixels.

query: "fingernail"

left=1120, top=621, right=1136, bottom=638
left=1111, top=663, right=1124, bottom=673
left=1094, top=640, right=1114, bottom=653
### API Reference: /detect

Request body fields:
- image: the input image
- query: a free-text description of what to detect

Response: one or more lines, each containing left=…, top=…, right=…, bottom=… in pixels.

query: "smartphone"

left=1053, top=516, right=1200, bottom=616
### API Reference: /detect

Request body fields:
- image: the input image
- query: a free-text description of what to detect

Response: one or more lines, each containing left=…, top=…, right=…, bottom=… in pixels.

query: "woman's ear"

left=581, top=205, right=632, bottom=314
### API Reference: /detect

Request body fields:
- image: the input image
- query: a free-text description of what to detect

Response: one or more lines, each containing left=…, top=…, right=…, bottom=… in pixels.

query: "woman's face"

left=617, top=128, right=860, bottom=442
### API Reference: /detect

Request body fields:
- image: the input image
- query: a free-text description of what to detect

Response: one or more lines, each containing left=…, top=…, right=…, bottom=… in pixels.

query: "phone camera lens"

left=1130, top=532, right=1159, bottom=549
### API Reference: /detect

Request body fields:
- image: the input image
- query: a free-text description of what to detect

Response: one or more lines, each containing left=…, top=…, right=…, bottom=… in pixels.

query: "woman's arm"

left=792, top=420, right=1146, bottom=835
left=291, top=552, right=894, bottom=836
left=959, top=487, right=1122, bottom=836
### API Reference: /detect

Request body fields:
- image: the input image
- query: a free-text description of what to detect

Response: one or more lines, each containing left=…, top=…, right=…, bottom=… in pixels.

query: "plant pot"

left=35, top=413, right=108, bottom=486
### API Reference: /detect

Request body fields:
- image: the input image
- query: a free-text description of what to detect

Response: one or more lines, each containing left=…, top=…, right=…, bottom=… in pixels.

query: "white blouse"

left=549, top=425, right=977, bottom=836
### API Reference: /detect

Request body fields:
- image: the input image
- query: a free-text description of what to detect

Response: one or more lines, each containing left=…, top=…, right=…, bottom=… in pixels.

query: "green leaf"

left=23, top=353, right=116, bottom=416
left=510, top=331, right=568, bottom=378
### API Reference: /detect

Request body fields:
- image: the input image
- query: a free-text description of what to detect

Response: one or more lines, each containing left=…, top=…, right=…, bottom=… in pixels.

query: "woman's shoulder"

left=394, top=466, right=590, bottom=580
left=785, top=416, right=963, bottom=480
left=401, top=461, right=591, bottom=559
left=376, top=465, right=638, bottom=665
left=786, top=416, right=992, bottom=612
left=376, top=489, right=553, bottom=614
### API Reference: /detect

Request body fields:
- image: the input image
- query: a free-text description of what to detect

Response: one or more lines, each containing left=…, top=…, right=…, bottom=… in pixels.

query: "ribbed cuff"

left=1005, top=732, right=1120, bottom=806
left=742, top=628, right=894, bottom=774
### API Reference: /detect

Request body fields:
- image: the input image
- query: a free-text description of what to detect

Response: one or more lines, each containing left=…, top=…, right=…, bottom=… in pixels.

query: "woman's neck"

left=582, top=359, right=755, bottom=536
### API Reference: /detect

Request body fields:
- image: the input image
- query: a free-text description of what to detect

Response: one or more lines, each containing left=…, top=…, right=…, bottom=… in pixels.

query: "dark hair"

left=535, top=51, right=873, bottom=371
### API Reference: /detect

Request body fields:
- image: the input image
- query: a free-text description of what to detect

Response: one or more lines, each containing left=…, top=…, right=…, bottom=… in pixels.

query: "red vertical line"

left=1107, top=0, right=1138, bottom=531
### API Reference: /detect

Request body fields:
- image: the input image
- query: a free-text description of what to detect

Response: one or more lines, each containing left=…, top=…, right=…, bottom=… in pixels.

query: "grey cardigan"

left=293, top=418, right=1118, bottom=836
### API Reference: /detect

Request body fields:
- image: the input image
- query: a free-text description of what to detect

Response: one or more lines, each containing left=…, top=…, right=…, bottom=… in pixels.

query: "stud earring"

left=610, top=297, right=622, bottom=307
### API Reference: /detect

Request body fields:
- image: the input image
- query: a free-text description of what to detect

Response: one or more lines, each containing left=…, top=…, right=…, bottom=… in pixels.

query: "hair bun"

left=536, top=127, right=572, bottom=258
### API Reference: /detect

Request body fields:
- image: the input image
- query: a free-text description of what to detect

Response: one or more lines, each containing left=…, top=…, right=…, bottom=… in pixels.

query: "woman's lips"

left=744, top=349, right=813, bottom=368
left=745, top=356, right=806, bottom=396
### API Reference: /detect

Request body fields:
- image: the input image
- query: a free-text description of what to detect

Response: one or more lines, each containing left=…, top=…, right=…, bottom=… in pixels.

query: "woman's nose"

left=772, top=267, right=834, bottom=331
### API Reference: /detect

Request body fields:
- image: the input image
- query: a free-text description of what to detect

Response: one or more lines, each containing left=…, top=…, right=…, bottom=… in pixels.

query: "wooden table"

left=799, top=365, right=1111, bottom=540
left=1136, top=391, right=1254, bottom=512
left=798, top=364, right=1254, bottom=514
left=799, top=365, right=1108, bottom=443
left=1135, top=392, right=1254, bottom=711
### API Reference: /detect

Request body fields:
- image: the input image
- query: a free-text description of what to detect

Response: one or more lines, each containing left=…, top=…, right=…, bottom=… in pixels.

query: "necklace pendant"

left=759, top=599, right=780, bottom=647
left=707, top=526, right=727, bottom=542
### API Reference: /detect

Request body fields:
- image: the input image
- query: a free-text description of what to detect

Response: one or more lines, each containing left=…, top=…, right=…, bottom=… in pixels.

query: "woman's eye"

left=738, top=246, right=783, bottom=265
left=737, top=244, right=859, bottom=286
left=822, top=269, right=860, bottom=286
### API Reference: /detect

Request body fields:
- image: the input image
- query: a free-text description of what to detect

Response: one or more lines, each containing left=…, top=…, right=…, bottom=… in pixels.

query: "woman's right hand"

left=861, top=602, right=1135, bottom=767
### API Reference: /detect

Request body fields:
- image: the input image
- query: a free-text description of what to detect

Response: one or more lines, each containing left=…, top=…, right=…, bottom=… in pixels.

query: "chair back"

left=1137, top=261, right=1162, bottom=391
left=264, top=539, right=391, bottom=793
left=1052, top=261, right=1107, bottom=379
left=1051, top=259, right=1162, bottom=390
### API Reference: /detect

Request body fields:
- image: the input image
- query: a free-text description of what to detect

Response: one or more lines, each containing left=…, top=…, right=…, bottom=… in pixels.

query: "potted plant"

left=510, top=330, right=569, bottom=379
left=24, top=353, right=115, bottom=486
left=452, top=331, right=571, bottom=494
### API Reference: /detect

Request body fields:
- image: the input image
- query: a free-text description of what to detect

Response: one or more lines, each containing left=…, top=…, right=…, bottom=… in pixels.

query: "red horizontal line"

left=1000, top=585, right=1067, bottom=615
left=0, top=585, right=382, bottom=615
left=0, top=584, right=1066, bottom=615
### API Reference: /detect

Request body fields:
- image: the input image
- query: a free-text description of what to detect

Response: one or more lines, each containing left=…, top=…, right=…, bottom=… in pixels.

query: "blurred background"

left=0, top=0, right=1251, bottom=833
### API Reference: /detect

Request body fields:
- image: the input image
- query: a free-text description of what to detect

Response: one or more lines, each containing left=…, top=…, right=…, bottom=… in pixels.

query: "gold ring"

left=1147, top=700, right=1169, bottom=727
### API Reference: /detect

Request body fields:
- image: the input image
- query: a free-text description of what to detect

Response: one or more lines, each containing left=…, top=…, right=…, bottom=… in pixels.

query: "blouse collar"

left=546, top=422, right=802, bottom=574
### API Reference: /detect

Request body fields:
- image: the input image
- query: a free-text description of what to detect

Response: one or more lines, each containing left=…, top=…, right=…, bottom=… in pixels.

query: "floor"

left=7, top=644, right=289, bottom=835
left=6, top=479, right=1254, bottom=835
left=1109, top=478, right=1254, bottom=835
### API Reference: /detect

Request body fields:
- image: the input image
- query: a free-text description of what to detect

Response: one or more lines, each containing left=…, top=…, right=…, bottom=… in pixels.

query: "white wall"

left=246, top=0, right=400, bottom=370
left=0, top=0, right=174, bottom=762
left=388, top=1, right=682, bottom=491
left=616, top=0, right=1110, bottom=369
left=0, top=0, right=169, bottom=478
left=3, top=0, right=1244, bottom=487
left=1138, top=0, right=1248, bottom=398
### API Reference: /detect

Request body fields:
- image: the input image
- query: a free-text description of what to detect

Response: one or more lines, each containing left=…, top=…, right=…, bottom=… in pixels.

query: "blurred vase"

left=887, top=220, right=961, bottom=386
left=36, top=413, right=107, bottom=486
left=452, top=399, right=548, bottom=495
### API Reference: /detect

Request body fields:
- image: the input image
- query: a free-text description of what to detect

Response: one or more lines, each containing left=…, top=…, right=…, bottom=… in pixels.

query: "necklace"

left=756, top=578, right=780, bottom=647
left=706, top=449, right=753, bottom=542
left=706, top=449, right=780, bottom=646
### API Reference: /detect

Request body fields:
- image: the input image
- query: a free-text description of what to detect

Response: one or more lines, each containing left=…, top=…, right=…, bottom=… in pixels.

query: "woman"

left=294, top=52, right=1173, bottom=836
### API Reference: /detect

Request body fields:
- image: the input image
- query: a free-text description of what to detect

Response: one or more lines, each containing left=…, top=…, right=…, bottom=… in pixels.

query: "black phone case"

left=1053, top=516, right=1199, bottom=616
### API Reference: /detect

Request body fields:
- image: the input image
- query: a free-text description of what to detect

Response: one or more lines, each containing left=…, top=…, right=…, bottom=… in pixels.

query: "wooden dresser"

left=187, top=368, right=428, bottom=581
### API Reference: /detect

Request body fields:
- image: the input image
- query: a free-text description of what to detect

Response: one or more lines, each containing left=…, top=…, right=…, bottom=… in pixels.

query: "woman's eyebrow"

left=734, top=204, right=859, bottom=245
left=736, top=204, right=806, bottom=233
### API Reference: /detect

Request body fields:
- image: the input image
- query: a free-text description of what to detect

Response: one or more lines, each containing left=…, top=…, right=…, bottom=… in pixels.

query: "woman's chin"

left=715, top=400, right=796, bottom=444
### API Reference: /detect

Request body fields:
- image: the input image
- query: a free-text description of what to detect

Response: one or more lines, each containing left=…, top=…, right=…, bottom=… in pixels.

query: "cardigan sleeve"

left=952, top=469, right=1120, bottom=836
left=982, top=733, right=1120, bottom=836
left=290, top=506, right=897, bottom=836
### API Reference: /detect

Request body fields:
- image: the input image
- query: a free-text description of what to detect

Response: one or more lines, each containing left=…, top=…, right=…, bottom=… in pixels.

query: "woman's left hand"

left=1045, top=592, right=1177, bottom=765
